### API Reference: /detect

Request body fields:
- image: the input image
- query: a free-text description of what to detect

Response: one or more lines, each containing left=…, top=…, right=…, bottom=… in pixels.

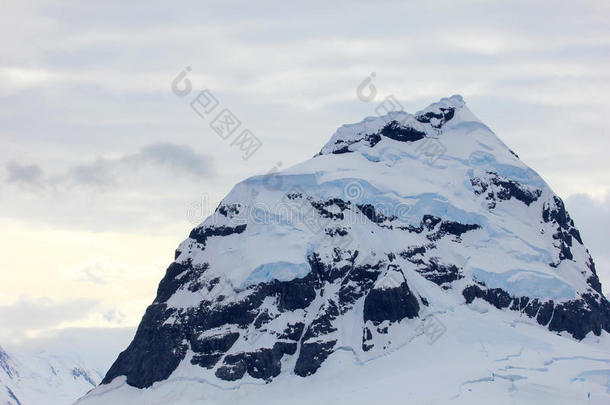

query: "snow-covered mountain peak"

left=416, top=93, right=466, bottom=113
left=318, top=94, right=475, bottom=156
left=79, top=96, right=610, bottom=404
left=1, top=345, right=102, bottom=405
left=0, top=346, right=18, bottom=380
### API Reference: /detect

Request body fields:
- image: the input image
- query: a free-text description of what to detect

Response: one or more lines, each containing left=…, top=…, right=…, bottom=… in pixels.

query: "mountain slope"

left=79, top=95, right=610, bottom=404
left=1, top=345, right=101, bottom=405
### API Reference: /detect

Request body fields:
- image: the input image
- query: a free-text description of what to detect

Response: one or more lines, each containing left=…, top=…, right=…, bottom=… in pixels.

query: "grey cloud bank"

left=67, top=142, right=215, bottom=186
left=4, top=142, right=214, bottom=187
left=0, top=296, right=98, bottom=340
left=5, top=161, right=43, bottom=184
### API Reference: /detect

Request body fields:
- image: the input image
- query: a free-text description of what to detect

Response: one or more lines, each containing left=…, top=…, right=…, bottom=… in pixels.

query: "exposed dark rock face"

left=280, top=323, right=305, bottom=341
left=362, top=327, right=374, bottom=352
left=318, top=101, right=458, bottom=155
left=102, top=304, right=188, bottom=388
left=294, top=341, right=337, bottom=377
left=463, top=284, right=610, bottom=340
left=463, top=285, right=513, bottom=310
left=189, top=224, right=247, bottom=247
left=311, top=198, right=350, bottom=220
left=380, top=121, right=426, bottom=142
left=548, top=294, right=610, bottom=339
left=329, top=134, right=383, bottom=155
left=365, top=134, right=382, bottom=147
left=413, top=257, right=463, bottom=287
left=154, top=262, right=191, bottom=303
left=427, top=221, right=481, bottom=241
left=539, top=196, right=604, bottom=295
left=107, top=204, right=480, bottom=388
left=215, top=342, right=295, bottom=382
left=217, top=203, right=241, bottom=218
left=399, top=246, right=427, bottom=261
left=175, top=223, right=247, bottom=259
left=214, top=354, right=247, bottom=381
left=191, top=333, right=240, bottom=369
left=470, top=172, right=542, bottom=208
left=325, top=227, right=349, bottom=237
left=363, top=266, right=419, bottom=325
left=102, top=245, right=425, bottom=388
left=586, top=257, right=603, bottom=294
left=337, top=260, right=383, bottom=314
left=325, top=119, right=431, bottom=156
left=357, top=203, right=395, bottom=224
left=543, top=196, right=586, bottom=265
left=415, top=107, right=455, bottom=128
left=360, top=209, right=481, bottom=242
left=103, top=184, right=609, bottom=390
left=103, top=204, right=483, bottom=387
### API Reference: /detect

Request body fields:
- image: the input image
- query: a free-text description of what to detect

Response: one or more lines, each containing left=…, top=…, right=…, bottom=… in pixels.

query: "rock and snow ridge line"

left=92, top=95, right=609, bottom=394
left=318, top=94, right=465, bottom=156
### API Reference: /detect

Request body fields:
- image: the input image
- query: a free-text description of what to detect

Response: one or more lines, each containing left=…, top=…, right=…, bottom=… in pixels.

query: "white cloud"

left=65, top=142, right=215, bottom=186
left=0, top=143, right=217, bottom=232
left=0, top=296, right=98, bottom=341
left=4, top=142, right=214, bottom=187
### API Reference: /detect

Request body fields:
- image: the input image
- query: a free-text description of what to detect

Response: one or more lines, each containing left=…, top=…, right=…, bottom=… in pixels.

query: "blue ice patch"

left=244, top=261, right=310, bottom=286
left=468, top=151, right=545, bottom=188
left=473, top=269, right=576, bottom=300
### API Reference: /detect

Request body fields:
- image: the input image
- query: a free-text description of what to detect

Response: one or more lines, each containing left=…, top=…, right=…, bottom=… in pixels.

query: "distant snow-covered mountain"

left=78, top=96, right=610, bottom=404
left=0, top=344, right=101, bottom=405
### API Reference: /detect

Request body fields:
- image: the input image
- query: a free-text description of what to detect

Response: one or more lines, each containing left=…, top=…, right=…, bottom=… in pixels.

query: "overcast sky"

left=1, top=0, right=609, bottom=361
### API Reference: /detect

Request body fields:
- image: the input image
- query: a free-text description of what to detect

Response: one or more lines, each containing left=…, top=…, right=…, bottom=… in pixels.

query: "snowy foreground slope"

left=1, top=345, right=101, bottom=405
left=80, top=309, right=610, bottom=404
left=78, top=96, right=610, bottom=404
